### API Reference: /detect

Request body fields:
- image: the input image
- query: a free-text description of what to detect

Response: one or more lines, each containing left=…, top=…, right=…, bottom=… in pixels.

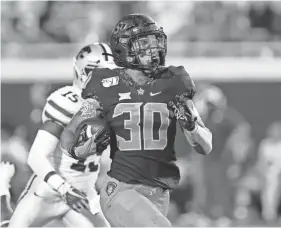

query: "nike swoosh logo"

left=150, top=91, right=162, bottom=96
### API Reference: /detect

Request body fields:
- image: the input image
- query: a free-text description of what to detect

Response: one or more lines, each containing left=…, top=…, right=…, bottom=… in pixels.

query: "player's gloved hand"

left=168, top=95, right=197, bottom=131
left=0, top=162, right=15, bottom=213
left=94, top=127, right=110, bottom=155
left=57, top=182, right=90, bottom=212
left=68, top=125, right=110, bottom=159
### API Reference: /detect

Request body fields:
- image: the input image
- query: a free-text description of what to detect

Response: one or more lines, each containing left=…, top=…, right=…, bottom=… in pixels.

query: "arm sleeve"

left=181, top=100, right=213, bottom=155
left=168, top=65, right=196, bottom=99
left=27, top=129, right=60, bottom=180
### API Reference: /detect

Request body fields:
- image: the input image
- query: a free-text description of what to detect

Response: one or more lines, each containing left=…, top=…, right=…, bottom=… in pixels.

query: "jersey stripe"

left=44, top=110, right=67, bottom=127
left=99, top=43, right=108, bottom=61
left=44, top=102, right=73, bottom=126
left=47, top=100, right=73, bottom=118
left=40, top=120, right=64, bottom=139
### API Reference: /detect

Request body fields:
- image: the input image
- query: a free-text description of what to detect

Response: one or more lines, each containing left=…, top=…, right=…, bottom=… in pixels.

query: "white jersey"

left=31, top=85, right=101, bottom=204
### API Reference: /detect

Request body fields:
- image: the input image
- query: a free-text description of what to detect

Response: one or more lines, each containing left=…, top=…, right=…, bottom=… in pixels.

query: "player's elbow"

left=27, top=149, right=39, bottom=171
left=27, top=144, right=47, bottom=173
left=27, top=155, right=33, bottom=168
left=27, top=140, right=37, bottom=169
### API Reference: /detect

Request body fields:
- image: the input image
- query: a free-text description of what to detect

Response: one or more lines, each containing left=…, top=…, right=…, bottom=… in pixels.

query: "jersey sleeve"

left=168, top=65, right=196, bottom=99
left=42, top=87, right=80, bottom=127
left=82, top=68, right=119, bottom=118
left=81, top=68, right=117, bottom=99
left=82, top=68, right=105, bottom=99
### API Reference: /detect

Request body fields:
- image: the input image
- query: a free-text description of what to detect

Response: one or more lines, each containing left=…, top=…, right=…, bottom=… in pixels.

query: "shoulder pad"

left=82, top=68, right=118, bottom=99
left=168, top=65, right=196, bottom=99
left=42, top=86, right=82, bottom=127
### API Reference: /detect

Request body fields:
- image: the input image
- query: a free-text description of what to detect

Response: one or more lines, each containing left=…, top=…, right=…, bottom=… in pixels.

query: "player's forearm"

left=27, top=130, right=58, bottom=179
left=28, top=155, right=56, bottom=181
left=28, top=130, right=70, bottom=191
left=182, top=124, right=212, bottom=155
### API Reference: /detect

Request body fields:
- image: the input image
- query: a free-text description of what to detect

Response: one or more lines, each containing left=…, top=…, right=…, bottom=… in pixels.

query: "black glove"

left=168, top=94, right=197, bottom=131
left=93, top=126, right=111, bottom=155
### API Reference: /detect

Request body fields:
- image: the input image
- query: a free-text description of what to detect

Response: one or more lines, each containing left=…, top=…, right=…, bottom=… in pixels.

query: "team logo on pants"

left=106, top=181, right=117, bottom=196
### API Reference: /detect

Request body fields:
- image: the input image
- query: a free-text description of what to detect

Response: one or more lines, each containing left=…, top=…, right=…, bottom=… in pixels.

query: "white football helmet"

left=73, top=43, right=116, bottom=89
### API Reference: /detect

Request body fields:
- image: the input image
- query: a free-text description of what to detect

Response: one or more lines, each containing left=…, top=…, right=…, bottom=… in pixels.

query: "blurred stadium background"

left=1, top=0, right=281, bottom=227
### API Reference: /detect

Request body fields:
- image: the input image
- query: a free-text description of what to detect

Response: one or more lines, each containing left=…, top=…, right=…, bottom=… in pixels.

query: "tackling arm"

left=27, top=86, right=80, bottom=191
left=29, top=124, right=90, bottom=212
left=27, top=121, right=64, bottom=184
left=27, top=120, right=91, bottom=213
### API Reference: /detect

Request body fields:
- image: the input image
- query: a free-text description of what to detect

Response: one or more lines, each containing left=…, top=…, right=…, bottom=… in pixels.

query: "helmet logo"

left=76, top=46, right=91, bottom=60
left=113, top=22, right=129, bottom=34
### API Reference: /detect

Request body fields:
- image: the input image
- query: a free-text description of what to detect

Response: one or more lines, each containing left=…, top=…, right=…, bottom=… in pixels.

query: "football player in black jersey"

left=61, top=14, right=212, bottom=227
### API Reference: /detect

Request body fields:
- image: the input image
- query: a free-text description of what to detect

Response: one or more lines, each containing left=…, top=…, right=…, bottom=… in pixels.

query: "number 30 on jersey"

left=113, top=102, right=170, bottom=151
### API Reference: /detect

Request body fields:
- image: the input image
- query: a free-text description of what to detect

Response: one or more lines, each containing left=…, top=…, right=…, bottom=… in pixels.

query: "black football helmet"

left=110, top=14, right=167, bottom=75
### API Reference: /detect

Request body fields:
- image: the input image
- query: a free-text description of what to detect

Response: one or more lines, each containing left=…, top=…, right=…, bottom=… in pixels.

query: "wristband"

left=44, top=172, right=65, bottom=191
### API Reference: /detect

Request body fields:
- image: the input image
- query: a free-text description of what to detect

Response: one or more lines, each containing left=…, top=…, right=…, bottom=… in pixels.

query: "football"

left=73, top=118, right=109, bottom=159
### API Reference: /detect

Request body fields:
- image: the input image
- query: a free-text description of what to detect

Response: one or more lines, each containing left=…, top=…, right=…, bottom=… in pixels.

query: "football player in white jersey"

left=8, top=43, right=114, bottom=227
